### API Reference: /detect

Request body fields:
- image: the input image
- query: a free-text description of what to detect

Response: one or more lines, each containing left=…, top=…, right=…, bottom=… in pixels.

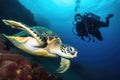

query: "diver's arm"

left=98, top=18, right=109, bottom=27
left=98, top=14, right=113, bottom=28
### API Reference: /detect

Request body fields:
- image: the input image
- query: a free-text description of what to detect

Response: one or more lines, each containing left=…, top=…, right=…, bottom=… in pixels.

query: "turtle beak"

left=73, top=51, right=78, bottom=57
left=73, top=48, right=78, bottom=56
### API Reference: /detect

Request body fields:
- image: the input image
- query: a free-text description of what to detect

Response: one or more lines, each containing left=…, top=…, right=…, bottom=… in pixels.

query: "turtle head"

left=59, top=44, right=78, bottom=59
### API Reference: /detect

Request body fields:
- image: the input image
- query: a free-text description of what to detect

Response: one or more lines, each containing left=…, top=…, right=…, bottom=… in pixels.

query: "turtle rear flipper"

left=57, top=57, right=70, bottom=73
left=2, top=19, right=47, bottom=48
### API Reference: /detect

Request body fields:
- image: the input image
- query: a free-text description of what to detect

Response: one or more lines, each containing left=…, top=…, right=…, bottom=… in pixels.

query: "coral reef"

left=0, top=34, right=63, bottom=80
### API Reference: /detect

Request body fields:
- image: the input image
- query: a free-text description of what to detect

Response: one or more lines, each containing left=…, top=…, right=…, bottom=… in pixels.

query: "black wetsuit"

left=76, top=16, right=110, bottom=41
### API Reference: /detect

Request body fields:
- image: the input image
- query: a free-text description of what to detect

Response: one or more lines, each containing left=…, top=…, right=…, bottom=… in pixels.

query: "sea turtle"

left=2, top=19, right=78, bottom=73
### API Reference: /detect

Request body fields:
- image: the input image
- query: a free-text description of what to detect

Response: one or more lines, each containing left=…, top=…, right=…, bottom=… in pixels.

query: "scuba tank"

left=84, top=12, right=100, bottom=21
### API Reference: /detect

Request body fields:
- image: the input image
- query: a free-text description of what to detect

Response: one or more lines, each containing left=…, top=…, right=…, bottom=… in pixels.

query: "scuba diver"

left=73, top=12, right=114, bottom=42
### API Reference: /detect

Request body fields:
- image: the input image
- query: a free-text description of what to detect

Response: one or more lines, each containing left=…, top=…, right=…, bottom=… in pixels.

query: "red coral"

left=32, top=66, right=50, bottom=80
left=0, top=54, right=62, bottom=80
left=0, top=54, right=32, bottom=80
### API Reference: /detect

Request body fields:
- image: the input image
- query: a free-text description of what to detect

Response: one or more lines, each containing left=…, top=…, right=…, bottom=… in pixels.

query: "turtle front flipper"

left=57, top=57, right=70, bottom=73
left=2, top=19, right=47, bottom=47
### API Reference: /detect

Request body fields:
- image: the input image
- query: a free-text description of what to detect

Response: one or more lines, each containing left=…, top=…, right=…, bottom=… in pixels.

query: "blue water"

left=18, top=0, right=120, bottom=80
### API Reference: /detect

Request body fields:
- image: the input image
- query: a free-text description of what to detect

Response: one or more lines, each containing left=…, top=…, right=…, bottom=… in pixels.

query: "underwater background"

left=0, top=0, right=120, bottom=80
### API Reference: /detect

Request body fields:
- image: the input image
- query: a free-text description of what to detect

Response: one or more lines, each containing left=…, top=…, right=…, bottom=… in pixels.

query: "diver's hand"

left=106, top=14, right=114, bottom=19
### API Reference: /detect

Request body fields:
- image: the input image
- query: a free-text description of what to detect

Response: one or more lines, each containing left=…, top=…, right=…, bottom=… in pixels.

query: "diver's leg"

left=88, top=31, right=95, bottom=42
left=81, top=36, right=85, bottom=41
left=87, top=35, right=91, bottom=42
left=94, top=30, right=103, bottom=41
left=90, top=30, right=102, bottom=41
